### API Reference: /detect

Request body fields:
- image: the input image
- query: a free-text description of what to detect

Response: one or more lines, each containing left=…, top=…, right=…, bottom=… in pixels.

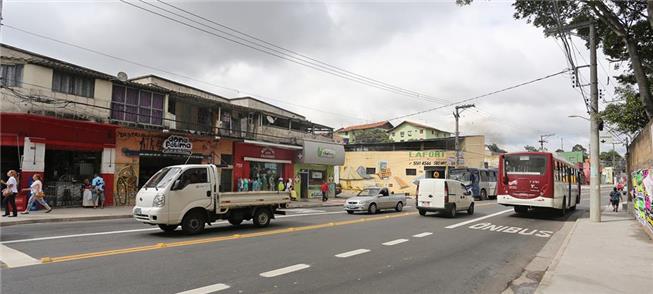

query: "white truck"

left=132, top=164, right=291, bottom=234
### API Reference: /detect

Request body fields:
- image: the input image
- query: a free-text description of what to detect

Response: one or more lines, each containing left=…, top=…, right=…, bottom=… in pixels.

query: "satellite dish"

left=266, top=115, right=276, bottom=124
left=117, top=72, right=128, bottom=82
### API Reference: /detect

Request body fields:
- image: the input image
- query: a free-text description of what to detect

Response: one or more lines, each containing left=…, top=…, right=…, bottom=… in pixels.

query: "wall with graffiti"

left=632, top=168, right=653, bottom=234
left=113, top=128, right=232, bottom=206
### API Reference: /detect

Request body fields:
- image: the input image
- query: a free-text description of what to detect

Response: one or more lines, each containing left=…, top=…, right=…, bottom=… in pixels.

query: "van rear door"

left=417, top=179, right=445, bottom=209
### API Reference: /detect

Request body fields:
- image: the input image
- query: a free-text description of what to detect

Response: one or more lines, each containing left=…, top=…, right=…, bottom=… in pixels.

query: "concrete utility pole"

left=538, top=134, right=555, bottom=151
left=589, top=22, right=601, bottom=222
left=453, top=104, right=475, bottom=167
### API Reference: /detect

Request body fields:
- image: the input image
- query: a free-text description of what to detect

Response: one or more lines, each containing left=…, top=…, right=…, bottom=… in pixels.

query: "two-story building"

left=334, top=121, right=393, bottom=144
left=387, top=121, right=451, bottom=142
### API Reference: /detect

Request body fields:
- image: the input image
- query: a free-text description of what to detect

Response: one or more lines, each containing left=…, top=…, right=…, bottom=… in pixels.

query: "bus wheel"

left=514, top=206, right=527, bottom=214
left=480, top=189, right=488, bottom=201
left=559, top=197, right=567, bottom=216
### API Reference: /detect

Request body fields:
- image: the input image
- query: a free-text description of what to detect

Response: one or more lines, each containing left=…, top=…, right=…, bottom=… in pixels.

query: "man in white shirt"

left=91, top=173, right=105, bottom=209
left=2, top=170, right=19, bottom=217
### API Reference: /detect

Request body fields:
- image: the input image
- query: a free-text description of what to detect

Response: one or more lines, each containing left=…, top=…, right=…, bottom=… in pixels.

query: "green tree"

left=599, top=150, right=623, bottom=166
left=486, top=143, right=507, bottom=153
left=572, top=144, right=589, bottom=160
left=524, top=145, right=539, bottom=152
left=354, top=129, right=392, bottom=144
left=600, top=86, right=650, bottom=134
left=555, top=148, right=564, bottom=152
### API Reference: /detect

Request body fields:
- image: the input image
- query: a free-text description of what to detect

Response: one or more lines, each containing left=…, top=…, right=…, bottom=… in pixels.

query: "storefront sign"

left=162, top=135, right=192, bottom=155
left=300, top=141, right=345, bottom=165
left=408, top=150, right=449, bottom=166
left=261, top=147, right=276, bottom=159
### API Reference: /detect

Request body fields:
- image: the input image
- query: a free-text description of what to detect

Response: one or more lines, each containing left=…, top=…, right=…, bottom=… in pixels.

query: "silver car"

left=344, top=187, right=407, bottom=214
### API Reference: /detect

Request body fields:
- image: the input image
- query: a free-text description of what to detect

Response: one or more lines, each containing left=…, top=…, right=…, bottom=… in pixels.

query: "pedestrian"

left=610, top=187, right=623, bottom=212
left=277, top=178, right=285, bottom=192
left=91, top=173, right=105, bottom=209
left=21, top=174, right=52, bottom=214
left=321, top=181, right=329, bottom=202
left=2, top=170, right=19, bottom=217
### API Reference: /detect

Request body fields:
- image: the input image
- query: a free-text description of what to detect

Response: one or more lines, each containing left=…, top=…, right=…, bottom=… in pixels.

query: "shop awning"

left=244, top=157, right=292, bottom=164
left=243, top=140, right=303, bottom=150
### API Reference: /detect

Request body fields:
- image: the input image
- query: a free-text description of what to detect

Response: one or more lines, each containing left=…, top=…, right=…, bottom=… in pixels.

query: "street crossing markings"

left=0, top=244, right=41, bottom=268
left=176, top=283, right=230, bottom=294
left=412, top=232, right=433, bottom=238
left=382, top=239, right=409, bottom=246
left=335, top=249, right=371, bottom=258
left=259, top=264, right=311, bottom=278
left=444, top=209, right=513, bottom=229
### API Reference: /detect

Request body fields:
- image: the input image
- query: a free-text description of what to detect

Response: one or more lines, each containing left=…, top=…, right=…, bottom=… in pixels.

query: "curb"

left=0, top=214, right=133, bottom=227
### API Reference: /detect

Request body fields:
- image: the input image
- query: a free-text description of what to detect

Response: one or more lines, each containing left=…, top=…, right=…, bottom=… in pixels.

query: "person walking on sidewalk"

left=610, top=187, right=623, bottom=212
left=2, top=170, right=19, bottom=217
left=321, top=181, right=329, bottom=202
left=91, top=173, right=105, bottom=209
left=21, top=174, right=52, bottom=214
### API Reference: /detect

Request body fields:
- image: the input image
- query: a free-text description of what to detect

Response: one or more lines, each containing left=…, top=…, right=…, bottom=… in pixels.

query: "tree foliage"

left=599, top=149, right=623, bottom=166
left=354, top=129, right=392, bottom=144
left=600, top=86, right=650, bottom=134
left=486, top=143, right=507, bottom=153
left=572, top=143, right=587, bottom=153
left=555, top=148, right=564, bottom=152
left=524, top=145, right=539, bottom=152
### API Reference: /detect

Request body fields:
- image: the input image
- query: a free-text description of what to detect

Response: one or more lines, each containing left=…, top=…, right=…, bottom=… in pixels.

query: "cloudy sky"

left=2, top=0, right=623, bottom=153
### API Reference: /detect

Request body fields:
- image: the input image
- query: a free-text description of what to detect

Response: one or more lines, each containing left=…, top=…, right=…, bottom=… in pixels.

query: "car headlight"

left=152, top=193, right=165, bottom=207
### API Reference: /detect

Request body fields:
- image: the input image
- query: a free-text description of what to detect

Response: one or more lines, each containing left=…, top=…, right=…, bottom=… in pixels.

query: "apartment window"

left=432, top=130, right=435, bottom=134
left=0, top=64, right=23, bottom=87
left=406, top=168, right=417, bottom=176
left=420, top=129, right=424, bottom=134
left=111, top=84, right=164, bottom=125
left=198, top=107, right=211, bottom=132
left=408, top=130, right=412, bottom=136
left=400, top=131, right=405, bottom=137
left=52, top=70, right=95, bottom=98
left=365, top=167, right=376, bottom=175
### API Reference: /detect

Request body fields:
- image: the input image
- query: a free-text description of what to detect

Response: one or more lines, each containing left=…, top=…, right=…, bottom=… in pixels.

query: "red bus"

left=497, top=152, right=581, bottom=215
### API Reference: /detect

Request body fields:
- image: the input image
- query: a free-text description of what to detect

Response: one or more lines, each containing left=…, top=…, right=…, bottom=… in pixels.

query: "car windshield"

left=504, top=155, right=547, bottom=175
left=358, top=188, right=381, bottom=196
left=449, top=169, right=471, bottom=182
left=143, top=167, right=182, bottom=189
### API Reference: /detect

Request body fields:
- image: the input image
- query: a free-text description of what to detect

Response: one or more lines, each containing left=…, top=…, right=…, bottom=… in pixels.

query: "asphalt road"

left=1, top=189, right=604, bottom=294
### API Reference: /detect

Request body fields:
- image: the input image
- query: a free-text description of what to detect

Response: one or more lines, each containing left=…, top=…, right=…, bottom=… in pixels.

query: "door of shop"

left=300, top=171, right=309, bottom=199
left=43, top=150, right=101, bottom=208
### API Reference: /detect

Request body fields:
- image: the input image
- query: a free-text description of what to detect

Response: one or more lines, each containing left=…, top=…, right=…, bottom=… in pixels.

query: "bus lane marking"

left=467, top=222, right=553, bottom=238
left=445, top=209, right=513, bottom=229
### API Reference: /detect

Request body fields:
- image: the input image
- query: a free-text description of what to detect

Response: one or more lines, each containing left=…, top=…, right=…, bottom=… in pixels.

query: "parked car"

left=416, top=178, right=474, bottom=217
left=344, top=187, right=406, bottom=214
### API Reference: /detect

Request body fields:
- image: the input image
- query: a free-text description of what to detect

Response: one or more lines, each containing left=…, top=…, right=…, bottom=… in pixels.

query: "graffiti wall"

left=632, top=168, right=653, bottom=234
left=113, top=128, right=232, bottom=205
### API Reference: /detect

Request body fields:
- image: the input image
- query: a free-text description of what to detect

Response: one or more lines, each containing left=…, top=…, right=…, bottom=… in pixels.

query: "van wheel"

left=181, top=211, right=205, bottom=235
left=395, top=202, right=403, bottom=212
left=253, top=209, right=272, bottom=227
left=418, top=209, right=427, bottom=216
left=480, top=189, right=488, bottom=201
left=447, top=204, right=457, bottom=218
left=347, top=210, right=354, bottom=214
left=368, top=203, right=378, bottom=214
left=158, top=224, right=177, bottom=232
left=467, top=203, right=474, bottom=215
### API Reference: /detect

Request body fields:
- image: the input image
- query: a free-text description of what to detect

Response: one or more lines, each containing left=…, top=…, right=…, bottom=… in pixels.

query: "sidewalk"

left=537, top=207, right=653, bottom=293
left=0, top=197, right=347, bottom=227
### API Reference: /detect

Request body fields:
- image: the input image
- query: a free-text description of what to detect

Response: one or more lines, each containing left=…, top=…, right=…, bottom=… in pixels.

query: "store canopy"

left=298, top=140, right=345, bottom=165
left=242, top=139, right=303, bottom=150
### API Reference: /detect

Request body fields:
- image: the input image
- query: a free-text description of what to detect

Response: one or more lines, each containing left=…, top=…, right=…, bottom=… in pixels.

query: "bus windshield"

left=504, top=155, right=547, bottom=175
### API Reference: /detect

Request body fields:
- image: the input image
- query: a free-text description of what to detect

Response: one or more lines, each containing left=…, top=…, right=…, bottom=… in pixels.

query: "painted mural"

left=632, top=168, right=653, bottom=234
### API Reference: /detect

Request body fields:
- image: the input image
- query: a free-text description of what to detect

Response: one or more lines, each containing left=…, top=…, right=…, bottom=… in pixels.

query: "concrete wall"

left=461, top=135, right=486, bottom=168
left=259, top=125, right=333, bottom=144
left=131, top=76, right=229, bottom=104
left=231, top=98, right=304, bottom=120
left=627, top=119, right=653, bottom=235
left=388, top=124, right=449, bottom=142
left=629, top=120, right=653, bottom=172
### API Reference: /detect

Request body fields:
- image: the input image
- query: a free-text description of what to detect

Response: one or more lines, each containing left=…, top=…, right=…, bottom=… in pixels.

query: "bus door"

left=567, top=167, right=572, bottom=207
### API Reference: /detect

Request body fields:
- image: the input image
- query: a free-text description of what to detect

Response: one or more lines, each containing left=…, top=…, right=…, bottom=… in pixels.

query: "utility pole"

left=589, top=22, right=601, bottom=222
left=453, top=104, right=475, bottom=167
left=538, top=134, right=555, bottom=151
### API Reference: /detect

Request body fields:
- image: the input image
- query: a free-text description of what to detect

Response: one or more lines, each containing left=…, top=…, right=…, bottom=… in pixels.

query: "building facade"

left=387, top=121, right=451, bottom=142
left=335, top=121, right=393, bottom=144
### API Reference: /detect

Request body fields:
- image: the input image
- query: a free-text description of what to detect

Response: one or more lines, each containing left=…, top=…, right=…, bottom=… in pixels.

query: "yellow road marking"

left=41, top=212, right=417, bottom=265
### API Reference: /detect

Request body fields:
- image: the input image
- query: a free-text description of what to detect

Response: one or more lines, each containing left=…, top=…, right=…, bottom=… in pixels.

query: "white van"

left=416, top=178, right=474, bottom=217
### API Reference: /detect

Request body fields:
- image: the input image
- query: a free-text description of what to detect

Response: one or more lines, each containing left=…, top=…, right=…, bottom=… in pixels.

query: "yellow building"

left=340, top=135, right=485, bottom=195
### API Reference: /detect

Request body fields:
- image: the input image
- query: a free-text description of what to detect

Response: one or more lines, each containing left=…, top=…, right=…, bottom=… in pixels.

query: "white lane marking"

left=335, top=249, right=370, bottom=258
left=1, top=211, right=346, bottom=245
left=260, top=264, right=310, bottom=278
left=412, top=232, right=433, bottom=238
left=0, top=244, right=41, bottom=268
left=279, top=208, right=326, bottom=214
left=176, top=283, right=230, bottom=294
left=382, top=239, right=409, bottom=246
left=445, top=209, right=513, bottom=229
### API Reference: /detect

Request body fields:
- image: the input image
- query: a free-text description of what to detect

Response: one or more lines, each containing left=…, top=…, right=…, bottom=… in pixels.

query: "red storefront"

left=232, top=141, right=301, bottom=191
left=0, top=113, right=118, bottom=210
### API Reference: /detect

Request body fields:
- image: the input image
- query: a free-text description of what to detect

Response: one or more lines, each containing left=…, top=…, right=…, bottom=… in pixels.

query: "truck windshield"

left=504, top=155, right=547, bottom=175
left=449, top=169, right=471, bottom=182
left=144, top=167, right=182, bottom=189
left=358, top=188, right=381, bottom=196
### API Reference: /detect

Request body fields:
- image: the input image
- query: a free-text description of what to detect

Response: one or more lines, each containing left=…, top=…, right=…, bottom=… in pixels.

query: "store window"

left=43, top=150, right=101, bottom=207
left=111, top=84, right=164, bottom=125
left=366, top=167, right=376, bottom=175
left=52, top=70, right=95, bottom=98
left=309, top=170, right=326, bottom=185
left=406, top=168, right=417, bottom=176
left=0, top=64, right=23, bottom=87
left=249, top=162, right=284, bottom=191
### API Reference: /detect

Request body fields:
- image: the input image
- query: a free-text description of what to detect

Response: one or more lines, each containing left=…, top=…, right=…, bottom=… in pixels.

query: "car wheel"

left=181, top=211, right=205, bottom=235
left=448, top=204, right=457, bottom=218
left=158, top=224, right=177, bottom=232
left=368, top=203, right=378, bottom=214
left=347, top=210, right=354, bottom=214
left=418, top=209, right=427, bottom=216
left=395, top=202, right=403, bottom=212
left=253, top=209, right=272, bottom=227
left=467, top=202, right=474, bottom=215
left=481, top=189, right=488, bottom=201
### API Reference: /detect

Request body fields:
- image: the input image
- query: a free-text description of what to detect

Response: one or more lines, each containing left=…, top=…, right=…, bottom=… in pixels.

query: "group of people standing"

left=238, top=176, right=293, bottom=192
left=1, top=170, right=107, bottom=217
left=82, top=174, right=105, bottom=209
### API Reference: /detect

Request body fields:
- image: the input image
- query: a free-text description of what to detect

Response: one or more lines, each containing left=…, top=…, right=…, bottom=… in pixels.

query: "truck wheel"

left=467, top=203, right=474, bottom=215
left=253, top=209, right=271, bottom=227
left=480, top=189, right=488, bottom=201
left=158, top=224, right=177, bottom=232
left=418, top=209, right=427, bottom=216
left=181, top=211, right=205, bottom=235
left=368, top=203, right=378, bottom=214
left=346, top=210, right=354, bottom=214
left=447, top=204, right=457, bottom=218
left=228, top=215, right=244, bottom=226
left=395, top=202, right=403, bottom=212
